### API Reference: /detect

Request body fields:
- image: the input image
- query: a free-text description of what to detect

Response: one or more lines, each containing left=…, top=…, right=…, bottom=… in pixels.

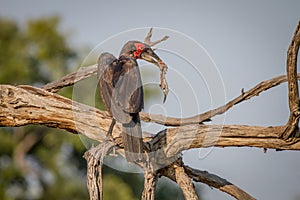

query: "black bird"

left=98, top=41, right=166, bottom=163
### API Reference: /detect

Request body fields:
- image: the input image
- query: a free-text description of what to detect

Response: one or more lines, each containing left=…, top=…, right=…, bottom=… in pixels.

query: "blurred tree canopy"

left=0, top=16, right=185, bottom=200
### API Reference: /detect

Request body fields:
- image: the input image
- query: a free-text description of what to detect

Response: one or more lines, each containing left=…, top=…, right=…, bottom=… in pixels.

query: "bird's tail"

left=122, top=114, right=143, bottom=163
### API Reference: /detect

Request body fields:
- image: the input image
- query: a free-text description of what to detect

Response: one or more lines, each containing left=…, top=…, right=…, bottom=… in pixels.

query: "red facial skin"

left=133, top=43, right=146, bottom=58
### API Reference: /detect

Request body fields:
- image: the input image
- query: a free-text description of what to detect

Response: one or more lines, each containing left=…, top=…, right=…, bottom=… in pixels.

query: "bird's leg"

left=106, top=118, right=118, bottom=157
left=106, top=118, right=116, bottom=140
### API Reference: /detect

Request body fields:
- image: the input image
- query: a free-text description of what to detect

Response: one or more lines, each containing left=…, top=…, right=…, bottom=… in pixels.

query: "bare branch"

left=282, top=20, right=300, bottom=139
left=41, top=62, right=300, bottom=126
left=0, top=84, right=118, bottom=141
left=151, top=124, right=300, bottom=158
left=83, top=141, right=115, bottom=200
left=159, top=159, right=255, bottom=200
left=141, top=170, right=158, bottom=200
left=144, top=27, right=169, bottom=47
left=1, top=85, right=300, bottom=153
left=137, top=151, right=159, bottom=200
left=174, top=160, right=199, bottom=200
left=0, top=84, right=295, bottom=199
left=183, top=165, right=255, bottom=200
left=42, top=64, right=97, bottom=93
left=142, top=73, right=300, bottom=126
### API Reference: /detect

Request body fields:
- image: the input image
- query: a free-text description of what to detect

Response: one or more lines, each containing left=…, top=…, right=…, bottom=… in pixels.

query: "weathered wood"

left=282, top=21, right=300, bottom=139
left=1, top=84, right=298, bottom=200
left=159, top=159, right=256, bottom=200
left=155, top=125, right=300, bottom=158
left=0, top=84, right=120, bottom=141
left=141, top=73, right=300, bottom=126
left=141, top=170, right=157, bottom=200
left=183, top=165, right=255, bottom=200
left=42, top=64, right=98, bottom=93
left=174, top=160, right=199, bottom=200
left=84, top=141, right=115, bottom=200
left=1, top=85, right=300, bottom=154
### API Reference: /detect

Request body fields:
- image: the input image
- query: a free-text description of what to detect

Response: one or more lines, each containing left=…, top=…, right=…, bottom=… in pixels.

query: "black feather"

left=98, top=51, right=144, bottom=163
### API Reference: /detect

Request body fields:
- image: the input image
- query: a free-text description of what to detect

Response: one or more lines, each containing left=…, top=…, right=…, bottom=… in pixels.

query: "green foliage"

left=103, top=174, right=138, bottom=200
left=0, top=16, right=88, bottom=200
left=0, top=17, right=76, bottom=85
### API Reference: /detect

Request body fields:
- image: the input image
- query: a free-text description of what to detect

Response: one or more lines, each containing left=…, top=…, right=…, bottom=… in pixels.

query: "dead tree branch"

left=83, top=140, right=115, bottom=200
left=174, top=159, right=199, bottom=200
left=0, top=70, right=299, bottom=200
left=159, top=158, right=255, bottom=200
left=141, top=169, right=157, bottom=200
left=1, top=85, right=300, bottom=152
left=144, top=27, right=169, bottom=47
left=39, top=60, right=300, bottom=126
left=42, top=64, right=98, bottom=93
left=183, top=165, right=255, bottom=200
left=282, top=21, right=300, bottom=139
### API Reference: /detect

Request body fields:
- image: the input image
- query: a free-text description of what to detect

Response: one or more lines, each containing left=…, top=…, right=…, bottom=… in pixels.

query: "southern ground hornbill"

left=97, top=40, right=167, bottom=163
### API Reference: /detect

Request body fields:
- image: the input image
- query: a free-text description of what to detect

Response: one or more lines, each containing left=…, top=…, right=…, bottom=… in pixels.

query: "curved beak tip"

left=163, top=95, right=167, bottom=103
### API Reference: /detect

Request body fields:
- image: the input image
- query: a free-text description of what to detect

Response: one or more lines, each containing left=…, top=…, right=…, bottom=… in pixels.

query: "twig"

left=42, top=64, right=97, bottom=93
left=144, top=27, right=169, bottom=47
left=282, top=20, right=300, bottom=139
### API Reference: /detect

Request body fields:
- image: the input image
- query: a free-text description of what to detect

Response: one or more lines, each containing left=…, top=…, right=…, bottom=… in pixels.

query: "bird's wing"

left=111, top=57, right=144, bottom=115
left=97, top=52, right=118, bottom=113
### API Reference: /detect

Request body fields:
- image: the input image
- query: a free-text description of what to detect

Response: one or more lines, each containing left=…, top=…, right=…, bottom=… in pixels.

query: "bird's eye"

left=135, top=43, right=145, bottom=52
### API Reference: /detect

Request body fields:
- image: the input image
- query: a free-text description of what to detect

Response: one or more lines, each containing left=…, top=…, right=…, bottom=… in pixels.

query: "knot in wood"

left=7, top=88, right=14, bottom=97
left=0, top=87, right=15, bottom=106
left=292, top=108, right=300, bottom=117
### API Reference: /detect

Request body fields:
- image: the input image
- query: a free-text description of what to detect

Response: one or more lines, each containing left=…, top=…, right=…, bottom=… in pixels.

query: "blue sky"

left=1, top=0, right=300, bottom=199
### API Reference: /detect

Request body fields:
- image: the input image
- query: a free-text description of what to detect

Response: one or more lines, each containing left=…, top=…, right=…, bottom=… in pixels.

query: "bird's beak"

left=140, top=49, right=169, bottom=103
left=140, top=49, right=163, bottom=67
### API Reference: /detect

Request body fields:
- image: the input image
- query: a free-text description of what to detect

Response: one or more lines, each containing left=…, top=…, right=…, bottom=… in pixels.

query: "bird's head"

left=120, top=41, right=164, bottom=67
left=120, top=40, right=169, bottom=102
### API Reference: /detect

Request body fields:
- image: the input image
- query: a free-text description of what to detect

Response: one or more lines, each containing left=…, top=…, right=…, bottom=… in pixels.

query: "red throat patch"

left=133, top=43, right=146, bottom=58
